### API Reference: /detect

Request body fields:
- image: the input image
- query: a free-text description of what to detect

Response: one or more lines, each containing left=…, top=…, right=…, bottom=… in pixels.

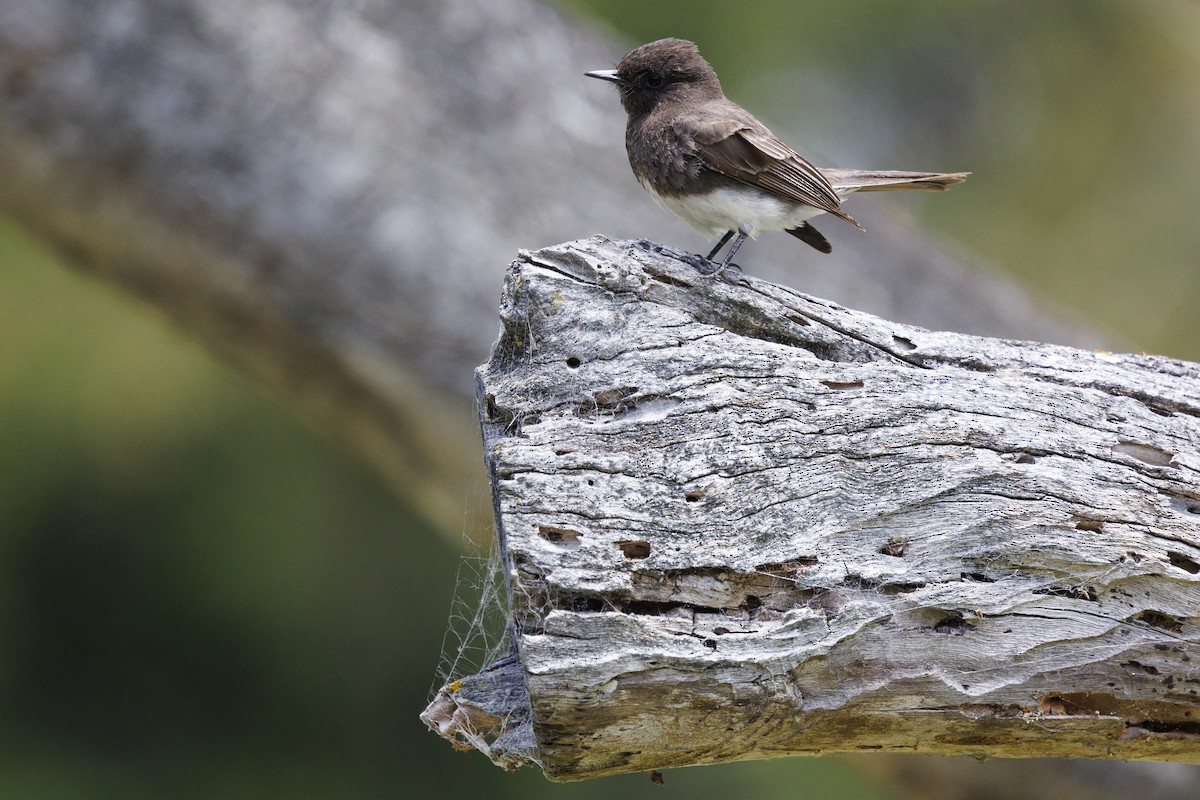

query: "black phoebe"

left=586, top=38, right=968, bottom=273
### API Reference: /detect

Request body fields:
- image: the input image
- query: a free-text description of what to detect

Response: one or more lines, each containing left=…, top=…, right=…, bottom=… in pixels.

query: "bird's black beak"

left=584, top=69, right=624, bottom=84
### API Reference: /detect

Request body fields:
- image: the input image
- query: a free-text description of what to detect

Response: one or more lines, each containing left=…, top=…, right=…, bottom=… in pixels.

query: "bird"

left=584, top=38, right=968, bottom=274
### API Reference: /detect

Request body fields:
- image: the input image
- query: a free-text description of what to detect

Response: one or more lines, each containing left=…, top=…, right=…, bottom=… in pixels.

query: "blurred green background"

left=1, top=1, right=1198, bottom=798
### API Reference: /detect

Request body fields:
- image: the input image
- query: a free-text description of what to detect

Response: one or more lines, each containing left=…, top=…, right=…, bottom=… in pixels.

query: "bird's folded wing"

left=681, top=110, right=862, bottom=229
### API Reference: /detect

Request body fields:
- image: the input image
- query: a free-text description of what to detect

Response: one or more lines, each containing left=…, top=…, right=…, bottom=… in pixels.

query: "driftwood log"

left=423, top=236, right=1200, bottom=780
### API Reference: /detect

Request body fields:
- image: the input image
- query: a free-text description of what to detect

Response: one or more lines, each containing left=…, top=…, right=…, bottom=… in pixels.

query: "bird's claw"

left=717, top=264, right=750, bottom=286
left=647, top=244, right=747, bottom=284
left=678, top=252, right=720, bottom=274
left=696, top=260, right=746, bottom=283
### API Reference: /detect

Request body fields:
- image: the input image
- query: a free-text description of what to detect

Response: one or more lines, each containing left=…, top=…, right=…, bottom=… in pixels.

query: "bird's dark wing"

left=680, top=105, right=863, bottom=229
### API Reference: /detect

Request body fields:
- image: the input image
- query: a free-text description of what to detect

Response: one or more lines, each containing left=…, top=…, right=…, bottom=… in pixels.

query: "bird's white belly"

left=640, top=180, right=825, bottom=237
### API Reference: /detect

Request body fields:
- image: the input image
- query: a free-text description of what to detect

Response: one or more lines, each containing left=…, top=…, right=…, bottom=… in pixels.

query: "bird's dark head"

left=585, top=38, right=723, bottom=118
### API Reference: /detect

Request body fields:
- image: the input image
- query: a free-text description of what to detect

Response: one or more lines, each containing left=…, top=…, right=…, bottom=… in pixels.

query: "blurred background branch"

left=1, top=0, right=1197, bottom=798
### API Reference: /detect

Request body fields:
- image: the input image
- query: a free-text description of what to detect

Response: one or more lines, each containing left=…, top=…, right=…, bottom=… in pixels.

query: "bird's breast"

left=639, top=180, right=823, bottom=238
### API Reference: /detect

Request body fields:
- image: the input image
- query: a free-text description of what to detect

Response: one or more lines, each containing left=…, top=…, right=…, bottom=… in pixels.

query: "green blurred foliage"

left=3, top=1, right=1199, bottom=797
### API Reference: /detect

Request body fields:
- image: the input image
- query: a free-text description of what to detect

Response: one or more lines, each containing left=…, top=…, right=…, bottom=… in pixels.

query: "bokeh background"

left=2, top=1, right=1198, bottom=798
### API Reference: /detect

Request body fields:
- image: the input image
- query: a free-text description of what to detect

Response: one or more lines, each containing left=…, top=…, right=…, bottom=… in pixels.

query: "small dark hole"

left=879, top=582, right=925, bottom=595
left=564, top=596, right=607, bottom=613
left=933, top=611, right=969, bottom=634
left=538, top=525, right=583, bottom=549
left=892, top=335, right=917, bottom=351
left=842, top=574, right=875, bottom=590
left=1015, top=454, right=1037, bottom=464
left=1134, top=610, right=1184, bottom=633
left=1113, top=441, right=1175, bottom=467
left=1041, top=695, right=1066, bottom=714
left=483, top=394, right=517, bottom=427
left=593, top=386, right=638, bottom=409
left=1168, top=551, right=1200, bottom=574
left=703, top=639, right=718, bottom=650
left=1123, top=660, right=1160, bottom=675
left=618, top=540, right=651, bottom=559
left=684, top=491, right=704, bottom=503
left=821, top=380, right=865, bottom=391
left=566, top=356, right=581, bottom=368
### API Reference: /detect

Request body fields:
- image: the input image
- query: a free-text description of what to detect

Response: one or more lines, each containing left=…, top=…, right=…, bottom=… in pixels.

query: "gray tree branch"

left=425, top=236, right=1200, bottom=780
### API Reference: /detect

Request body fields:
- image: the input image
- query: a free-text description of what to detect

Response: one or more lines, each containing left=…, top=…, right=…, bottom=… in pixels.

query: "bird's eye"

left=645, top=73, right=665, bottom=88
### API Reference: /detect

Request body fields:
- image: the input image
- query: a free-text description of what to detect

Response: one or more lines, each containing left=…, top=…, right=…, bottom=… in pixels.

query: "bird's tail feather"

left=820, top=169, right=970, bottom=192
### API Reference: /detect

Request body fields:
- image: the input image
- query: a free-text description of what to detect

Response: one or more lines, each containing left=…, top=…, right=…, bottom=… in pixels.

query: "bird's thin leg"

left=705, top=230, right=735, bottom=261
left=715, top=231, right=748, bottom=273
left=681, top=230, right=734, bottom=275
left=694, top=231, right=748, bottom=277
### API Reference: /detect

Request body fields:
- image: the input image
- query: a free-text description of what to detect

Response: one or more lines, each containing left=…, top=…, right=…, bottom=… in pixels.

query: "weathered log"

left=424, top=235, right=1200, bottom=780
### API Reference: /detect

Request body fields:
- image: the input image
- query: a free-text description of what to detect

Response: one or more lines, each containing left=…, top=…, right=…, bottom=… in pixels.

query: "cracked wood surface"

left=462, top=235, right=1200, bottom=779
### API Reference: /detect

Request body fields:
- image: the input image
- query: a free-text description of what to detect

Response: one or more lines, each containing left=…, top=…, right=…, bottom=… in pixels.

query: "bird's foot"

left=695, top=259, right=745, bottom=281
left=644, top=243, right=747, bottom=284
left=678, top=251, right=721, bottom=275
left=715, top=263, right=750, bottom=286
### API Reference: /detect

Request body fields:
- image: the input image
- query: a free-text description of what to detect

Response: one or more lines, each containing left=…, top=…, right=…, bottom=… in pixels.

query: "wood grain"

left=439, top=235, right=1200, bottom=779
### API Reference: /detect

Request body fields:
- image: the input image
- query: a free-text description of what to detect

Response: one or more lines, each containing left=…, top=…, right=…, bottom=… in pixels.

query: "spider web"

left=431, top=530, right=513, bottom=693
left=423, top=510, right=539, bottom=771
